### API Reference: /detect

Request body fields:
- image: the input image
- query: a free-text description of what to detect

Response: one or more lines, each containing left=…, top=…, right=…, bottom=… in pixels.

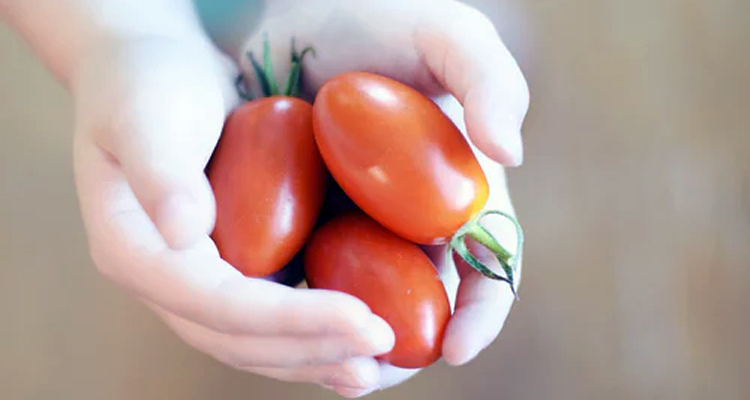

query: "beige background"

left=2, top=0, right=749, bottom=399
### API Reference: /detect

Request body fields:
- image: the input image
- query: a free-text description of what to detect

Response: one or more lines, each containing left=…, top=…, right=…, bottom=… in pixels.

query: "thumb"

left=78, top=38, right=230, bottom=249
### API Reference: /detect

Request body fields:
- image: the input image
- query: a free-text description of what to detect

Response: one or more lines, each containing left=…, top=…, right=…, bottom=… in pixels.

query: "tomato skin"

left=304, top=211, right=451, bottom=369
left=312, top=72, right=489, bottom=245
left=207, top=97, right=327, bottom=277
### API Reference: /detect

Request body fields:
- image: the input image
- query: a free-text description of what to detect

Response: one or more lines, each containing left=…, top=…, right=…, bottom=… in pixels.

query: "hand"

left=237, top=0, right=529, bottom=396
left=70, top=34, right=397, bottom=393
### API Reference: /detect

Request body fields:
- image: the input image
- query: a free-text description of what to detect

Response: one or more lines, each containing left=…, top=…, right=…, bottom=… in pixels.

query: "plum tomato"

left=312, top=72, right=523, bottom=295
left=207, top=37, right=326, bottom=277
left=311, top=71, right=488, bottom=246
left=304, top=211, right=451, bottom=369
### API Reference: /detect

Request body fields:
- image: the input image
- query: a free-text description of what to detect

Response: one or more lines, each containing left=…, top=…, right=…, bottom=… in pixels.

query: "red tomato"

left=312, top=72, right=489, bottom=245
left=207, top=96, right=327, bottom=277
left=304, top=211, right=451, bottom=369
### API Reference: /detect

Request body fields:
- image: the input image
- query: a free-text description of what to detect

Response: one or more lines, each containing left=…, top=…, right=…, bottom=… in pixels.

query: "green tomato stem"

left=247, top=49, right=273, bottom=97
left=263, top=35, right=280, bottom=96
left=450, top=209, right=524, bottom=300
left=243, top=34, right=315, bottom=99
left=283, top=40, right=316, bottom=97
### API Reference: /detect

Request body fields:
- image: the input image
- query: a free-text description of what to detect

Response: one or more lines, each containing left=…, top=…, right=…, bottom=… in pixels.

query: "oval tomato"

left=207, top=38, right=325, bottom=278
left=207, top=97, right=327, bottom=277
left=312, top=72, right=489, bottom=246
left=304, top=211, right=451, bottom=369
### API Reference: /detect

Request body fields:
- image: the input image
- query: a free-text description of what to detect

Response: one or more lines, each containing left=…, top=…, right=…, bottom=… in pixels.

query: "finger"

left=416, top=1, right=530, bottom=166
left=440, top=166, right=522, bottom=366
left=74, top=38, right=228, bottom=249
left=377, top=362, right=422, bottom=390
left=151, top=305, right=394, bottom=368
left=73, top=138, right=395, bottom=344
left=442, top=251, right=517, bottom=366
left=244, top=357, right=381, bottom=391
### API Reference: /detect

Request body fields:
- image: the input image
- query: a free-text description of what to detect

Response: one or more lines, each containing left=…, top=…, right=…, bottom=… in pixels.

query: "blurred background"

left=1, top=0, right=748, bottom=399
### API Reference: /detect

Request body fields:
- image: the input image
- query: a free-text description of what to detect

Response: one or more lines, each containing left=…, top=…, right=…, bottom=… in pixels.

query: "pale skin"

left=0, top=0, right=529, bottom=398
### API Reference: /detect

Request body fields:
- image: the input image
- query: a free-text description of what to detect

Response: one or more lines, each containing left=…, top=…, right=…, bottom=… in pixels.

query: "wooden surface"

left=1, top=1, right=749, bottom=399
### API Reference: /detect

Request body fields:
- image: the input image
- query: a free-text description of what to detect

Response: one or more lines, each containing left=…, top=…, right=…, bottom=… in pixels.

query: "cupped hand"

left=69, top=34, right=397, bottom=392
left=237, top=0, right=529, bottom=396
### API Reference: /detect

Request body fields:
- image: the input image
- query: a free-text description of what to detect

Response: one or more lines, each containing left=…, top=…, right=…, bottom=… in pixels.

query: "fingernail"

left=475, top=127, right=524, bottom=167
left=504, top=130, right=524, bottom=166
left=495, top=124, right=524, bottom=167
left=365, top=315, right=395, bottom=354
left=491, top=109, right=524, bottom=166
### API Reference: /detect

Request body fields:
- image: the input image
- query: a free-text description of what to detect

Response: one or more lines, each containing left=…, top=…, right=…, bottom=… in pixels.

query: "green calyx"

left=449, top=209, right=524, bottom=299
left=236, top=34, right=316, bottom=100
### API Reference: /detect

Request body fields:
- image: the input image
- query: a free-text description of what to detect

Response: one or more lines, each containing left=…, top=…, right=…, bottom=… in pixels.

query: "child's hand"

left=70, top=35, right=396, bottom=392
left=237, top=0, right=529, bottom=395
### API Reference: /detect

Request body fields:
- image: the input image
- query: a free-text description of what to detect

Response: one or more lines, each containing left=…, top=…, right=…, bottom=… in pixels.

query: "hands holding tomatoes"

left=70, top=34, right=396, bottom=394
left=65, top=0, right=529, bottom=398
left=231, top=0, right=529, bottom=394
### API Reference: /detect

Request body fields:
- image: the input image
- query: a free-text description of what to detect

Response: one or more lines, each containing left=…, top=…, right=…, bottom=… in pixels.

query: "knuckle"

left=454, top=3, right=496, bottom=36
left=329, top=294, right=372, bottom=325
left=509, top=80, right=531, bottom=121
left=319, top=342, right=356, bottom=364
left=339, top=342, right=358, bottom=360
left=299, top=343, right=342, bottom=367
left=107, top=64, right=223, bottom=158
left=513, top=70, right=531, bottom=111
left=296, top=340, right=358, bottom=368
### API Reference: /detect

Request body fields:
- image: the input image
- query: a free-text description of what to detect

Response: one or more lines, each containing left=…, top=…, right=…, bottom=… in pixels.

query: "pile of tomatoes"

left=206, top=38, right=523, bottom=369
